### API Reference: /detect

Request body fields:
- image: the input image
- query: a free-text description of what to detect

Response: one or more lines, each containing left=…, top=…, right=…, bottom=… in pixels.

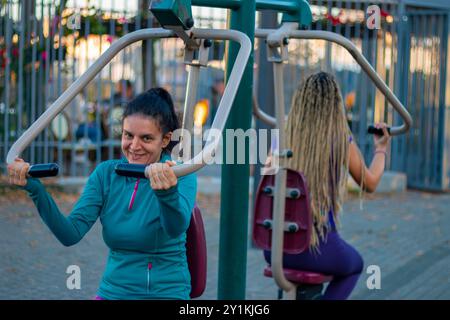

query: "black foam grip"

left=28, top=163, right=59, bottom=178
left=114, top=163, right=147, bottom=179
left=367, top=125, right=391, bottom=136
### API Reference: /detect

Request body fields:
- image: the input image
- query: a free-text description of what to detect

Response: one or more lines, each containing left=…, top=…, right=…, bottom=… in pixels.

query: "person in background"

left=112, top=79, right=134, bottom=106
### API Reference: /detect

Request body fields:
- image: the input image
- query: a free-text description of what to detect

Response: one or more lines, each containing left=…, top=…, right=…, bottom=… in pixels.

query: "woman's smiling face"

left=121, top=114, right=171, bottom=165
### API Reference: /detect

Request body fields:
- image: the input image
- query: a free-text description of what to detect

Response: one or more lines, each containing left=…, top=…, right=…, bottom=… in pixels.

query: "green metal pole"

left=256, top=0, right=299, bottom=11
left=193, top=0, right=241, bottom=10
left=218, top=1, right=255, bottom=299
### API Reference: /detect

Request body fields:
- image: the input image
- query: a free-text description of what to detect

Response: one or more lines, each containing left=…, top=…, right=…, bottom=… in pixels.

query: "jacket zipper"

left=128, top=178, right=140, bottom=211
left=147, top=262, right=152, bottom=294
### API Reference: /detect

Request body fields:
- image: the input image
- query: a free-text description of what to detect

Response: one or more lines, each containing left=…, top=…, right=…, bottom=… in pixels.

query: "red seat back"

left=186, top=205, right=207, bottom=298
left=253, top=169, right=312, bottom=254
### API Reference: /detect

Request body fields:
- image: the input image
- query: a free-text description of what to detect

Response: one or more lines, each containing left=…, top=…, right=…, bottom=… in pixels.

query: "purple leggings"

left=264, top=230, right=364, bottom=300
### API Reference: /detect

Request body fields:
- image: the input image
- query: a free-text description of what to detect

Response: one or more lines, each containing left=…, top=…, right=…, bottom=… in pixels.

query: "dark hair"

left=122, top=87, right=179, bottom=152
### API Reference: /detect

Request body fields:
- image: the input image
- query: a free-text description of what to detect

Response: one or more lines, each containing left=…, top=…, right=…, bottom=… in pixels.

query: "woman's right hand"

left=7, top=157, right=30, bottom=187
left=373, top=122, right=391, bottom=150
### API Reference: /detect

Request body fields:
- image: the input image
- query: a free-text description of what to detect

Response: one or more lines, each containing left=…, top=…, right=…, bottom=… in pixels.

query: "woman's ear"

left=162, top=132, right=172, bottom=148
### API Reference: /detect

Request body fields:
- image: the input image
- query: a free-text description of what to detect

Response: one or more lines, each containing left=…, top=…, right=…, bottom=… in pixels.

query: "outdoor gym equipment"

left=6, top=8, right=251, bottom=179
left=5, top=0, right=252, bottom=299
left=5, top=0, right=413, bottom=300
left=252, top=21, right=412, bottom=299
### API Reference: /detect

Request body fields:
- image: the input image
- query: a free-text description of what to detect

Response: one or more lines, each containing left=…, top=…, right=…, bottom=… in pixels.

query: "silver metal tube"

left=254, top=29, right=413, bottom=135
left=6, top=28, right=252, bottom=180
left=252, top=24, right=299, bottom=129
left=252, top=95, right=277, bottom=127
left=168, top=29, right=252, bottom=177
left=180, top=63, right=200, bottom=161
left=271, top=61, right=295, bottom=293
left=182, top=65, right=200, bottom=135
left=266, top=22, right=298, bottom=48
left=7, top=28, right=174, bottom=165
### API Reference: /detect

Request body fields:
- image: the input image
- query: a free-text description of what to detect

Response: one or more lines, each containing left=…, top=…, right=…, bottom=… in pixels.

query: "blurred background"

left=0, top=0, right=449, bottom=191
left=0, top=0, right=449, bottom=300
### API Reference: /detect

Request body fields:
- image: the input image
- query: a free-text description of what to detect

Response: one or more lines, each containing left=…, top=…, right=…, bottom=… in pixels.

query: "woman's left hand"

left=373, top=122, right=391, bottom=150
left=147, top=160, right=177, bottom=190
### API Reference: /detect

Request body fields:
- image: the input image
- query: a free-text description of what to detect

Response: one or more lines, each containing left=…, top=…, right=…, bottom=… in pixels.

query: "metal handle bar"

left=6, top=28, right=252, bottom=179
left=253, top=29, right=413, bottom=136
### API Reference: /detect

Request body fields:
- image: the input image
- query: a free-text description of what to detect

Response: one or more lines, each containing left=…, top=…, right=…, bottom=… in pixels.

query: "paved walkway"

left=0, top=182, right=449, bottom=300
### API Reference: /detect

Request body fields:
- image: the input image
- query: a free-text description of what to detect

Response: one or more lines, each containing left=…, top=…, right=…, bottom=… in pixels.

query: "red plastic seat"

left=264, top=266, right=332, bottom=285
left=253, top=169, right=333, bottom=286
left=186, top=205, right=207, bottom=298
left=253, top=169, right=312, bottom=254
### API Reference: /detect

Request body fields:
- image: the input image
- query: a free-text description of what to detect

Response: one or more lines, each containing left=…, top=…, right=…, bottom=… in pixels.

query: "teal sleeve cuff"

left=21, top=178, right=44, bottom=194
left=153, top=184, right=178, bottom=198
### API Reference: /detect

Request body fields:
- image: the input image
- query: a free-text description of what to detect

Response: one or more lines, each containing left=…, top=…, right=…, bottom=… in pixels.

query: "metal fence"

left=1, top=0, right=449, bottom=190
left=391, top=8, right=449, bottom=190
left=260, top=0, right=449, bottom=190
left=275, top=0, right=399, bottom=167
left=0, top=0, right=227, bottom=176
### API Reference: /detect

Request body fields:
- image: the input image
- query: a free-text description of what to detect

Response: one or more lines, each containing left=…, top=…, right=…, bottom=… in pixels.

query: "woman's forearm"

left=368, top=151, right=387, bottom=189
left=23, top=179, right=83, bottom=246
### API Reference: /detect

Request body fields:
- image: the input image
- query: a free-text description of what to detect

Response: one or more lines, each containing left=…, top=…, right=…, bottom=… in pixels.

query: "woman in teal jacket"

left=7, top=88, right=197, bottom=300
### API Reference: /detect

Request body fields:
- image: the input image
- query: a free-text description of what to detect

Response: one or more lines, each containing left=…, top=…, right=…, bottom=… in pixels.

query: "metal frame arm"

left=270, top=60, right=295, bottom=293
left=253, top=95, right=277, bottom=127
left=6, top=29, right=174, bottom=165
left=170, top=28, right=252, bottom=177
left=6, top=28, right=252, bottom=180
left=254, top=29, right=413, bottom=135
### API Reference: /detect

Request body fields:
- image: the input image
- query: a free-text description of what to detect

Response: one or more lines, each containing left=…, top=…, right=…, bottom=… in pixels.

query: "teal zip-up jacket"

left=21, top=154, right=197, bottom=300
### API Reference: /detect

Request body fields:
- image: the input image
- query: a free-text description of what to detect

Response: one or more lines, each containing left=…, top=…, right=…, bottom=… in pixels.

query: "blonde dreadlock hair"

left=285, top=72, right=352, bottom=251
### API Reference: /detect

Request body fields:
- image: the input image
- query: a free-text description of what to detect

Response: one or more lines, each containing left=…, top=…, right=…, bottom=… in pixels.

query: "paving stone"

left=0, top=186, right=449, bottom=299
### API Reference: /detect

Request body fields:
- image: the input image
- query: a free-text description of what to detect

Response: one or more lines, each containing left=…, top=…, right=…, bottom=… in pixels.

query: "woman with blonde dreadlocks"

left=263, top=72, right=391, bottom=300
